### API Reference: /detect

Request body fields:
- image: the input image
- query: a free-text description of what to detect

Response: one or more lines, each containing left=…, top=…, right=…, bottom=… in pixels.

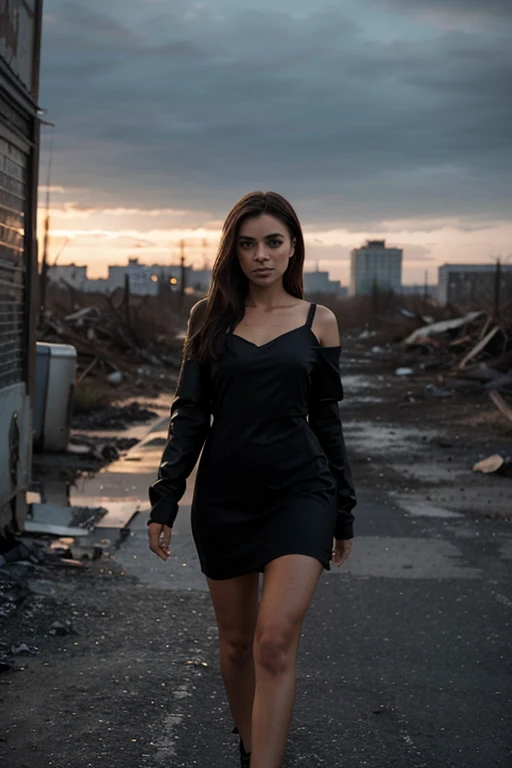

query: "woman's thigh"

left=256, top=555, right=323, bottom=645
left=207, top=572, right=260, bottom=642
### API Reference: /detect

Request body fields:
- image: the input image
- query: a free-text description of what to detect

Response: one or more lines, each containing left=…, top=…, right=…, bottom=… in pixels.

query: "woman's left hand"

left=332, top=538, right=353, bottom=567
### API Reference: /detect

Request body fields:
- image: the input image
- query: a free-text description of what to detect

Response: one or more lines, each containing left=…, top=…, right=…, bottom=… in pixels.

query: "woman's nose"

left=255, top=243, right=268, bottom=261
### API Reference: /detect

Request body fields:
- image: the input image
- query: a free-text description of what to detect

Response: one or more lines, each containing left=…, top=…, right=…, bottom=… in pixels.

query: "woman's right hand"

left=148, top=522, right=173, bottom=561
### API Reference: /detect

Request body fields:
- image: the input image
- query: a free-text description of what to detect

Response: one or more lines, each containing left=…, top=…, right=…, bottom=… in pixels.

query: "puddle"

left=396, top=498, right=464, bottom=519
left=28, top=411, right=167, bottom=537
left=391, top=462, right=463, bottom=484
left=342, top=375, right=379, bottom=392
left=344, top=420, right=440, bottom=454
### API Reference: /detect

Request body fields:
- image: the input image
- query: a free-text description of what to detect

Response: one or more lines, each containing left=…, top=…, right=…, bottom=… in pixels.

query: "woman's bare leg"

left=251, top=554, right=323, bottom=768
left=206, top=572, right=260, bottom=754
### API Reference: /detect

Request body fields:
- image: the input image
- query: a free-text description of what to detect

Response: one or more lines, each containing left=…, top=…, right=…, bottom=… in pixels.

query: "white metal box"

left=34, top=342, right=77, bottom=452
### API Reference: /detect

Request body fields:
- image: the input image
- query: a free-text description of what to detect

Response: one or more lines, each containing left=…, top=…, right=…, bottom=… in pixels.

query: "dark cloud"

left=39, top=1, right=512, bottom=225
left=375, top=0, right=512, bottom=16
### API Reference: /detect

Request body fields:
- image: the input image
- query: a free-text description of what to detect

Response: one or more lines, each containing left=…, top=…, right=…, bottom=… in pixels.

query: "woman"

left=148, top=191, right=356, bottom=767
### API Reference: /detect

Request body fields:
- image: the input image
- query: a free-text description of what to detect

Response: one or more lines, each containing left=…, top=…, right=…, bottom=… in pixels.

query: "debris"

left=47, top=539, right=103, bottom=560
left=66, top=435, right=139, bottom=461
left=458, top=326, right=501, bottom=369
left=64, top=306, right=100, bottom=325
left=489, top=391, right=512, bottom=425
left=49, top=558, right=87, bottom=568
left=405, top=311, right=483, bottom=345
left=398, top=308, right=417, bottom=319
left=24, top=503, right=107, bottom=537
left=0, top=540, right=44, bottom=567
left=425, top=384, right=454, bottom=398
left=67, top=543, right=103, bottom=560
left=473, top=455, right=505, bottom=474
left=75, top=356, right=99, bottom=387
left=106, top=371, right=123, bottom=385
left=72, top=402, right=157, bottom=431
left=472, top=454, right=512, bottom=477
left=395, top=367, right=414, bottom=377
left=39, top=286, right=184, bottom=393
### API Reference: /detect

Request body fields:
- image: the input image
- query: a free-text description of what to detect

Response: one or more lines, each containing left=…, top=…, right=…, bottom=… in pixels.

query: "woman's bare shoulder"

left=313, top=304, right=341, bottom=346
left=190, top=297, right=209, bottom=317
left=188, top=297, right=209, bottom=332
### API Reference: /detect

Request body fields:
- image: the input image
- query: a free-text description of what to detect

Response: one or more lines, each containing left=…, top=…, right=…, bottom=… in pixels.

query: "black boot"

left=232, top=726, right=251, bottom=767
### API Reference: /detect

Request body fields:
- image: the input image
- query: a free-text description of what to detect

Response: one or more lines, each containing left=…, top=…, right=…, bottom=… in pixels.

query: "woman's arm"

left=309, top=306, right=356, bottom=540
left=309, top=398, right=356, bottom=539
left=147, top=303, right=211, bottom=529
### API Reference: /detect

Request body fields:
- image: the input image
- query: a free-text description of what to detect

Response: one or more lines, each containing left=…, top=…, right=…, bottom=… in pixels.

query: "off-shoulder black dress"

left=149, top=302, right=356, bottom=580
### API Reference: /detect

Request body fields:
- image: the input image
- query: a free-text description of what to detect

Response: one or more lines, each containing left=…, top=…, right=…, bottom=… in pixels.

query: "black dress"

left=148, top=302, right=356, bottom=580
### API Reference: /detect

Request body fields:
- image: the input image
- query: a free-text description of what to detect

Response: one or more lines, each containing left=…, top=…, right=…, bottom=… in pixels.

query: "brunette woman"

left=148, top=191, right=356, bottom=767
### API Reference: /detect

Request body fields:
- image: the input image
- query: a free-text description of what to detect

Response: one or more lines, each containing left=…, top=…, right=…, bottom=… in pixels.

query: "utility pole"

left=424, top=269, right=428, bottom=299
left=124, top=274, right=132, bottom=332
left=493, top=257, right=501, bottom=320
left=179, top=239, right=186, bottom=309
left=39, top=126, right=54, bottom=326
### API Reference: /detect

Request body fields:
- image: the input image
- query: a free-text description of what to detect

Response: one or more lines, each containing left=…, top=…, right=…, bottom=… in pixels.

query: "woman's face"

left=236, top=214, right=295, bottom=286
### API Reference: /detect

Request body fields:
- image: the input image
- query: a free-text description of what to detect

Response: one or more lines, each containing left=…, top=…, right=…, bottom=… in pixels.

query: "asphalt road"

left=2, top=352, right=512, bottom=768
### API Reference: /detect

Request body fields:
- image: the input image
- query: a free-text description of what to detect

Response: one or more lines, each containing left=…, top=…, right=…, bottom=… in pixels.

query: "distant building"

left=303, top=270, right=346, bottom=297
left=48, top=259, right=193, bottom=296
left=350, top=240, right=403, bottom=296
left=107, top=258, right=189, bottom=296
left=187, top=268, right=212, bottom=293
left=48, top=259, right=350, bottom=298
left=438, top=263, right=512, bottom=306
left=47, top=264, right=88, bottom=291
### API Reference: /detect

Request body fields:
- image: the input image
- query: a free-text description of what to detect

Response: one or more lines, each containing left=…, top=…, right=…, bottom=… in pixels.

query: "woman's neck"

left=245, top=282, right=296, bottom=310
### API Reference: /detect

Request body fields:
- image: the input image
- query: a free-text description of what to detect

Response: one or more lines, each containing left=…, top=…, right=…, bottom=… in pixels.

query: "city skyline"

left=38, top=1, right=512, bottom=284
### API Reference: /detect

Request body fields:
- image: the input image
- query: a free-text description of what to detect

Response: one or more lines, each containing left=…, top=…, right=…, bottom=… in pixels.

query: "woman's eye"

left=239, top=240, right=282, bottom=248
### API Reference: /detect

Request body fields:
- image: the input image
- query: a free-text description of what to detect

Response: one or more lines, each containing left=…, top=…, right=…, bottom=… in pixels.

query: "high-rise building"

left=350, top=240, right=403, bottom=296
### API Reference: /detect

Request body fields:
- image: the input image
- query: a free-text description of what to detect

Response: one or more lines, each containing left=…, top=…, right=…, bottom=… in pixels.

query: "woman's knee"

left=253, top=625, right=296, bottom=676
left=221, top=634, right=254, bottom=666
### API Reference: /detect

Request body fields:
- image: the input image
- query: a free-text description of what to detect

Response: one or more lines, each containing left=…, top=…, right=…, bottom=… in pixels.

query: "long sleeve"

left=308, top=346, right=356, bottom=540
left=148, top=352, right=211, bottom=528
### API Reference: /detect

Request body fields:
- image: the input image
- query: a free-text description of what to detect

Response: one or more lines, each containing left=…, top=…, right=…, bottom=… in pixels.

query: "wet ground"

left=1, top=344, right=511, bottom=767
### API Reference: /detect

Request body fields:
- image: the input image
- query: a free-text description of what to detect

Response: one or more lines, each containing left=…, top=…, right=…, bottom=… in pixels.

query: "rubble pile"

left=39, top=288, right=187, bottom=389
left=400, top=308, right=512, bottom=423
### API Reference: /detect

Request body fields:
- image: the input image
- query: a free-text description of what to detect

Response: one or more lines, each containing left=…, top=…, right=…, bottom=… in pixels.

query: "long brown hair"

left=184, top=191, right=306, bottom=363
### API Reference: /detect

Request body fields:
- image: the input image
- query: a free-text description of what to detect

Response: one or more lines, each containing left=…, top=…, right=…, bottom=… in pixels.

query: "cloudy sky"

left=38, top=0, right=512, bottom=285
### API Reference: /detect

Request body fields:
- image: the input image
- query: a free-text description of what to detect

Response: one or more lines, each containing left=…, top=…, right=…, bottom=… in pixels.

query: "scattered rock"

left=50, top=620, right=75, bottom=636
left=11, top=642, right=38, bottom=656
left=72, top=401, right=158, bottom=431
